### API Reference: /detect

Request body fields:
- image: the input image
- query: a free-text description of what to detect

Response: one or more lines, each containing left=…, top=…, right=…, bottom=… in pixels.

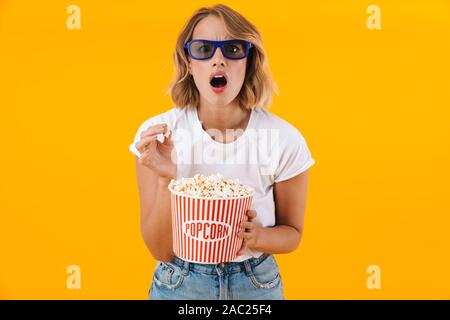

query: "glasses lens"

left=189, top=41, right=214, bottom=59
left=223, top=41, right=246, bottom=58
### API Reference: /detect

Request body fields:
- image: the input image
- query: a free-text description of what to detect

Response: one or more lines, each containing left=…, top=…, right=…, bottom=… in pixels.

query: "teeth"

left=213, top=75, right=224, bottom=78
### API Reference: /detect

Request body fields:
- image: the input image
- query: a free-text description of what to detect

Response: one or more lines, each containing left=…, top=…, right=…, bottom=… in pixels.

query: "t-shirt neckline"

left=193, top=106, right=257, bottom=147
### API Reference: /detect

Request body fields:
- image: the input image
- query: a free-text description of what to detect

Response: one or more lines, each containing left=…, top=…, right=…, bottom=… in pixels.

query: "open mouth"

left=210, top=75, right=227, bottom=88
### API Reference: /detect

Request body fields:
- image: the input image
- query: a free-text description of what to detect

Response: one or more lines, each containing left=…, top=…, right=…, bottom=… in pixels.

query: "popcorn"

left=168, top=173, right=253, bottom=198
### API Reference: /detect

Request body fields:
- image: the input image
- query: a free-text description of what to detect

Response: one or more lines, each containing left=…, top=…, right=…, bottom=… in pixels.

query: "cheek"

left=232, top=61, right=247, bottom=88
left=191, top=63, right=209, bottom=86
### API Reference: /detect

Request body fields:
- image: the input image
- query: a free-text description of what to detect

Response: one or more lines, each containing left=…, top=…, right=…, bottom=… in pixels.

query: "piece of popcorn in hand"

left=164, top=128, right=171, bottom=139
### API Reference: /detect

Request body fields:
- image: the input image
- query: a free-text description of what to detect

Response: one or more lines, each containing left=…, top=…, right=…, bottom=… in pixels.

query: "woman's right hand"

left=135, top=123, right=177, bottom=180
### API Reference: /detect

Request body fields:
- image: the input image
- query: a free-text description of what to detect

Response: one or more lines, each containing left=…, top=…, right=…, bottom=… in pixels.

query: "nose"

left=211, top=46, right=226, bottom=67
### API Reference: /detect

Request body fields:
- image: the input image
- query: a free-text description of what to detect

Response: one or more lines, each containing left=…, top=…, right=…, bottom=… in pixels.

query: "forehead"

left=192, top=15, right=232, bottom=40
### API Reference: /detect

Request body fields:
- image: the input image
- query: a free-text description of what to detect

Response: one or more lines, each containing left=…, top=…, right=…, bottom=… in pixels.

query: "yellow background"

left=1, top=0, right=449, bottom=299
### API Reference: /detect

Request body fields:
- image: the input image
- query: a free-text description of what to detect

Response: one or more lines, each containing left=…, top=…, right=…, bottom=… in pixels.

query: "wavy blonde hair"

left=168, top=4, right=278, bottom=111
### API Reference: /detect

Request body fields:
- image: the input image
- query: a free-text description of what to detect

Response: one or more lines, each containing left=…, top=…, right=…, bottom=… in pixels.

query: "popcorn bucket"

left=168, top=187, right=253, bottom=264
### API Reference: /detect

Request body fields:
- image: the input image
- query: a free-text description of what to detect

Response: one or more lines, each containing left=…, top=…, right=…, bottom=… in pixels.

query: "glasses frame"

left=183, top=39, right=253, bottom=60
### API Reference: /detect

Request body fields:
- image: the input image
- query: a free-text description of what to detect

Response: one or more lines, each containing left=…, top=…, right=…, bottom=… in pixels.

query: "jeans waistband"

left=171, top=253, right=271, bottom=276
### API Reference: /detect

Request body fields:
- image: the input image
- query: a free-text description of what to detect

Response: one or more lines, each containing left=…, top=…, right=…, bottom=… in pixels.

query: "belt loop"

left=243, top=259, right=253, bottom=277
left=182, top=259, right=190, bottom=276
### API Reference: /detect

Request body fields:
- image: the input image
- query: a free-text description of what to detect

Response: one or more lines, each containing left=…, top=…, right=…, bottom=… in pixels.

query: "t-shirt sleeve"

left=273, top=129, right=315, bottom=183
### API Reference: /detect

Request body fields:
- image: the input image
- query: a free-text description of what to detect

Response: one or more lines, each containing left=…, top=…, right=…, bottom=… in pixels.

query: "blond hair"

left=168, top=4, right=278, bottom=111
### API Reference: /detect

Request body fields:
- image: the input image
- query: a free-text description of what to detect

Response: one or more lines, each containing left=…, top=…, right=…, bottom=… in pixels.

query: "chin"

left=205, top=95, right=230, bottom=105
left=214, top=99, right=234, bottom=107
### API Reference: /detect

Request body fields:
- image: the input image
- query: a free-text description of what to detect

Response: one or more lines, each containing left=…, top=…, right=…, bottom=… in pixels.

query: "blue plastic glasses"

left=184, top=39, right=253, bottom=60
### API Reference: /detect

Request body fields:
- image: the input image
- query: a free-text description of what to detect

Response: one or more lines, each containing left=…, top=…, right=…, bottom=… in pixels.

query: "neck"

left=197, top=98, right=251, bottom=132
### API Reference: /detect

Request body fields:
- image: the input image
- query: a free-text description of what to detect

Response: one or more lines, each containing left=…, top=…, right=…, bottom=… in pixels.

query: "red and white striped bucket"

left=168, top=187, right=253, bottom=264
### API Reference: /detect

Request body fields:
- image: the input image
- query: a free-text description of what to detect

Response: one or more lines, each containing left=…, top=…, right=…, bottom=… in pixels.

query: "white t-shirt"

left=129, top=106, right=315, bottom=262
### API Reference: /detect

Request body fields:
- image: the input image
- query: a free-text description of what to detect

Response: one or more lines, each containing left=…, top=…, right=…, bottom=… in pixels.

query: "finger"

left=138, top=149, right=156, bottom=167
left=136, top=135, right=157, bottom=150
left=240, top=221, right=254, bottom=230
left=135, top=135, right=158, bottom=153
left=238, top=231, right=252, bottom=240
left=140, top=123, right=167, bottom=139
left=246, top=210, right=257, bottom=219
left=237, top=239, right=247, bottom=256
left=137, top=149, right=150, bottom=165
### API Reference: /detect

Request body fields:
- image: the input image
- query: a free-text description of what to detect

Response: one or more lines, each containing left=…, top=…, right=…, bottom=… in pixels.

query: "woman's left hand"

left=236, top=210, right=262, bottom=256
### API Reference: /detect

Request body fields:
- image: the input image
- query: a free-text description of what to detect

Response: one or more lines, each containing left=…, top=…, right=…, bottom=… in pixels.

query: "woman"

left=129, top=4, right=315, bottom=300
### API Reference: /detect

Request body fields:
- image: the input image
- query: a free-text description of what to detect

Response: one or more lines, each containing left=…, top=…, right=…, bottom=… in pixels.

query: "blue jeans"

left=149, top=253, right=284, bottom=300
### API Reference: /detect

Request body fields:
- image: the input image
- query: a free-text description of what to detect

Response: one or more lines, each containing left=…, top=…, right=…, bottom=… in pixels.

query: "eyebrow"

left=189, top=39, right=237, bottom=43
left=191, top=36, right=233, bottom=41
